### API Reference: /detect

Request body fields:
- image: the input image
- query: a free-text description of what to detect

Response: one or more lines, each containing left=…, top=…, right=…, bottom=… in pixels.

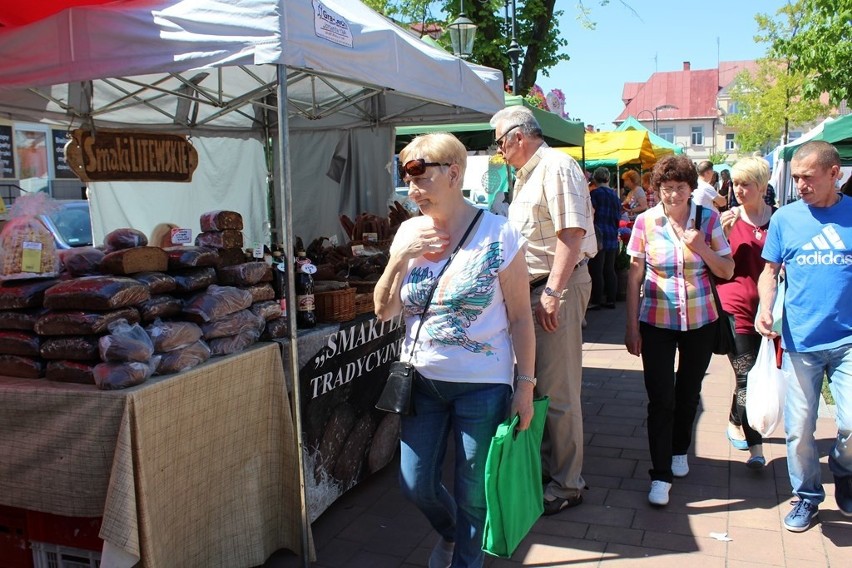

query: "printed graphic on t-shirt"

left=405, top=242, right=503, bottom=354
left=796, top=226, right=852, bottom=266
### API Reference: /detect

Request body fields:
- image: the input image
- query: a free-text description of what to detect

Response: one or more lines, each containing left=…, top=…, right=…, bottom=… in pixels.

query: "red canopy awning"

left=0, top=1, right=123, bottom=27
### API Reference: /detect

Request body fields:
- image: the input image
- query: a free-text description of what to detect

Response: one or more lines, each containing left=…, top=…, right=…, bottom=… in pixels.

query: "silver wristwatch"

left=516, top=375, right=537, bottom=387
left=543, top=286, right=565, bottom=299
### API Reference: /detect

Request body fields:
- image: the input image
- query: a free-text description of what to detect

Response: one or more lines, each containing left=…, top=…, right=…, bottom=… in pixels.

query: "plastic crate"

left=31, top=542, right=100, bottom=568
left=0, top=505, right=33, bottom=568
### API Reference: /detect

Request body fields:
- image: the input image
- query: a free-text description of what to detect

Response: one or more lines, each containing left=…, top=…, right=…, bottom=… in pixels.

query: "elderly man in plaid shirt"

left=490, top=106, right=597, bottom=515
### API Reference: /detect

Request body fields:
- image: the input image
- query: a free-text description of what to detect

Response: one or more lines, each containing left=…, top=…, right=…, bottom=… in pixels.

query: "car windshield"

left=48, top=204, right=93, bottom=247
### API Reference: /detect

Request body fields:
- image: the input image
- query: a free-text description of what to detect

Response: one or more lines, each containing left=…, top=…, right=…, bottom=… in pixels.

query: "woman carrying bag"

left=374, top=133, right=535, bottom=568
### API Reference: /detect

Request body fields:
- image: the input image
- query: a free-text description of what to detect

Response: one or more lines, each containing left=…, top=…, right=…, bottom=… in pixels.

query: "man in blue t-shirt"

left=757, top=140, right=852, bottom=533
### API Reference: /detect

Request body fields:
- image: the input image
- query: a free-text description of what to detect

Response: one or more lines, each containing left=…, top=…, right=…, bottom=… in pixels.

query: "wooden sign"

left=64, top=128, right=198, bottom=183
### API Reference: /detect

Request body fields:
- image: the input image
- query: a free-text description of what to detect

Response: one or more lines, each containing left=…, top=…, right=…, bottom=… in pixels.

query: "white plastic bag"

left=746, top=338, right=786, bottom=437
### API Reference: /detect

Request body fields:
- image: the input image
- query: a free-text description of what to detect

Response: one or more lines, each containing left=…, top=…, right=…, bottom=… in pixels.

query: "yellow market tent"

left=559, top=130, right=659, bottom=171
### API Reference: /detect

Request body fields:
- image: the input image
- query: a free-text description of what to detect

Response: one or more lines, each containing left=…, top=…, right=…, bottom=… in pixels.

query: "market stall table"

left=0, top=343, right=306, bottom=567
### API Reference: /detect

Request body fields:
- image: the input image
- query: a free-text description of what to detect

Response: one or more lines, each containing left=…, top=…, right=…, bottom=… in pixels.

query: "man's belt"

left=529, top=259, right=589, bottom=289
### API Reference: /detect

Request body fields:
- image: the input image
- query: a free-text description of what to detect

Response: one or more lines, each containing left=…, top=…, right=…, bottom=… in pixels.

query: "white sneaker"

left=648, top=480, right=672, bottom=506
left=428, top=538, right=454, bottom=568
left=672, top=454, right=689, bottom=478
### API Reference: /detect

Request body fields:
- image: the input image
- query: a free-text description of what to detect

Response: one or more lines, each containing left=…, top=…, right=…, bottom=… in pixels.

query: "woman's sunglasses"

left=398, top=159, right=451, bottom=180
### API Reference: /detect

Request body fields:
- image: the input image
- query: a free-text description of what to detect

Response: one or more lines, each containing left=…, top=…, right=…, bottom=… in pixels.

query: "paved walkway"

left=268, top=302, right=850, bottom=567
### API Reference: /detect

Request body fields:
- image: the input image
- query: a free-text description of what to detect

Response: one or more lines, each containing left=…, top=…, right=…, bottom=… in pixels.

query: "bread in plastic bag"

left=132, top=271, right=177, bottom=294
left=103, top=228, right=148, bottom=252
left=0, top=308, right=46, bottom=331
left=59, top=247, right=105, bottom=277
left=243, top=283, right=275, bottom=303
left=40, top=335, right=100, bottom=360
left=46, top=359, right=98, bottom=384
left=0, top=354, right=44, bottom=378
left=0, top=330, right=41, bottom=357
left=261, top=316, right=288, bottom=340
left=216, top=261, right=271, bottom=287
left=156, top=340, right=211, bottom=375
left=208, top=327, right=261, bottom=356
left=137, top=295, right=182, bottom=324
left=0, top=278, right=60, bottom=310
left=172, top=266, right=217, bottom=294
left=200, top=210, right=243, bottom=232
left=34, top=307, right=140, bottom=336
left=44, top=276, right=150, bottom=311
left=93, top=358, right=159, bottom=390
left=250, top=300, right=282, bottom=321
left=98, top=319, right=155, bottom=363
left=146, top=319, right=203, bottom=352
left=0, top=193, right=60, bottom=280
left=182, top=285, right=253, bottom=323
left=201, top=309, right=264, bottom=340
left=164, top=246, right=219, bottom=270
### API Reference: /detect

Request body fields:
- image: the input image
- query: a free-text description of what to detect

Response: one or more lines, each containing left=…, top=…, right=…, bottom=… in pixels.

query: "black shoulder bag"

left=375, top=209, right=484, bottom=415
left=695, top=205, right=735, bottom=355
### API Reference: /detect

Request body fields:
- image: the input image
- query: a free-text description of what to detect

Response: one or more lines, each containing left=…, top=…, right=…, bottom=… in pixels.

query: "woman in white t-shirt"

left=374, top=133, right=535, bottom=568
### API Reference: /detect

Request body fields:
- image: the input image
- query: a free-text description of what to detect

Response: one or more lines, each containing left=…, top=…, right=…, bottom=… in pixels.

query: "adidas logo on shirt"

left=796, top=226, right=852, bottom=266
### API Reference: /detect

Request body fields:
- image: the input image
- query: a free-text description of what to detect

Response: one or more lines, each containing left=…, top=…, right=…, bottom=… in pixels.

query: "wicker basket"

left=314, top=286, right=356, bottom=322
left=354, top=293, right=374, bottom=315
left=348, top=279, right=378, bottom=294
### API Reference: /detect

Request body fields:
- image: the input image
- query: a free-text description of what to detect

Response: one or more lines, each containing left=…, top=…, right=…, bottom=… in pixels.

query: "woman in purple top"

left=717, top=157, right=776, bottom=468
left=624, top=155, right=734, bottom=507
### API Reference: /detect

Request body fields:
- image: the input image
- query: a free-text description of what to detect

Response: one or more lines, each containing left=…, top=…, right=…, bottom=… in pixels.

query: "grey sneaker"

left=783, top=499, right=819, bottom=532
left=672, top=454, right=689, bottom=478
left=648, top=480, right=671, bottom=506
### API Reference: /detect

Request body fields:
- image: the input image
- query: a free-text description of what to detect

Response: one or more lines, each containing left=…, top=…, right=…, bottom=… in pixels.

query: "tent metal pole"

left=275, top=64, right=312, bottom=567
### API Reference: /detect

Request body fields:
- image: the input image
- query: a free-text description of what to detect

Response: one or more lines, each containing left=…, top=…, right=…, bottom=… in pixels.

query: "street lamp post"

left=637, top=104, right=678, bottom=135
left=504, top=0, right=522, bottom=95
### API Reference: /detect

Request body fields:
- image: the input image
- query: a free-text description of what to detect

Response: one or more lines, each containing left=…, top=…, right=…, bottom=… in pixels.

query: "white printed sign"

left=312, top=0, right=353, bottom=48
left=170, top=228, right=192, bottom=245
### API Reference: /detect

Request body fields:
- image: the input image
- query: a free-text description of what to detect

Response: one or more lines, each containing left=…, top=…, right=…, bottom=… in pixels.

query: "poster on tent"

left=296, top=314, right=405, bottom=521
left=0, top=123, right=14, bottom=179
left=51, top=129, right=76, bottom=179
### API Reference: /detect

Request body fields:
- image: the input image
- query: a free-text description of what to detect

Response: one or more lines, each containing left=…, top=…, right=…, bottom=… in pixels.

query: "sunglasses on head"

left=398, top=158, right=451, bottom=180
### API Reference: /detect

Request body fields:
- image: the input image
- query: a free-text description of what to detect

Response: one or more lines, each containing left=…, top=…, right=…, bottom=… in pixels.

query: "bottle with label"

left=294, top=251, right=316, bottom=328
left=271, top=251, right=288, bottom=322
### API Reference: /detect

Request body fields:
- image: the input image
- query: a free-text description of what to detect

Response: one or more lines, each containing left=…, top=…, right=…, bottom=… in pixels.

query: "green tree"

left=727, top=59, right=828, bottom=152
left=757, top=0, right=852, bottom=106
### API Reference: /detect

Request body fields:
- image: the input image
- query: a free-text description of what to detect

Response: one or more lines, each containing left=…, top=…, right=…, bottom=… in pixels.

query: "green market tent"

left=780, top=114, right=852, bottom=163
left=395, top=94, right=585, bottom=152
left=615, top=116, right=682, bottom=158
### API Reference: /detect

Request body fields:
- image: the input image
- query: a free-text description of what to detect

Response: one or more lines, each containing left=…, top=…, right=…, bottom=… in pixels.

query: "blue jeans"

left=784, top=345, right=852, bottom=504
left=399, top=375, right=511, bottom=568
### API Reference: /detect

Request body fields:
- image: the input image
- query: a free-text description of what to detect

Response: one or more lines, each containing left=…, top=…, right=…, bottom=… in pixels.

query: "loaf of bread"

left=99, top=321, right=154, bottom=363
left=243, top=283, right=275, bottom=303
left=0, top=217, right=59, bottom=278
left=132, top=271, right=177, bottom=294
left=195, top=230, right=244, bottom=250
left=34, top=307, right=140, bottom=336
left=201, top=309, right=264, bottom=340
left=200, top=210, right=243, bottom=232
left=261, top=316, right=289, bottom=340
left=146, top=320, right=203, bottom=352
left=93, top=360, right=157, bottom=390
left=156, top=340, right=211, bottom=375
left=44, top=276, right=150, bottom=311
left=0, top=354, right=44, bottom=378
left=100, top=247, right=169, bottom=275
left=103, top=228, right=148, bottom=252
left=172, top=267, right=217, bottom=294
left=0, top=330, right=41, bottom=357
left=217, top=247, right=248, bottom=267
left=0, top=279, right=60, bottom=310
left=0, top=308, right=45, bottom=331
left=60, top=247, right=105, bottom=277
left=137, top=295, right=182, bottom=323
left=164, top=246, right=219, bottom=270
left=182, top=285, right=252, bottom=323
left=250, top=300, right=283, bottom=321
left=216, top=262, right=272, bottom=287
left=40, top=336, right=100, bottom=360
left=45, top=360, right=98, bottom=384
left=208, top=327, right=261, bottom=356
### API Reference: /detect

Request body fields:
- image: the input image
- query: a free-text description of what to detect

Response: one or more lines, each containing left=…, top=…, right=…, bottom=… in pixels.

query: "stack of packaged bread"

left=0, top=210, right=289, bottom=388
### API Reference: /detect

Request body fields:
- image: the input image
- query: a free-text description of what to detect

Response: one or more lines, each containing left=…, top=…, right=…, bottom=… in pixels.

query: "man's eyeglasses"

left=398, top=159, right=451, bottom=180
left=495, top=124, right=522, bottom=149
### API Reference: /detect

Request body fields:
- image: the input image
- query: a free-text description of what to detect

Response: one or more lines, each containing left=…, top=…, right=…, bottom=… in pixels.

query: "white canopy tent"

left=0, top=1, right=505, bottom=565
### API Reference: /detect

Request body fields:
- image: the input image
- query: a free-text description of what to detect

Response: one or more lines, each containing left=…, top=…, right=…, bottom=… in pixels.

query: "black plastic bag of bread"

left=217, top=247, right=247, bottom=267
left=200, top=210, right=243, bottom=232
left=98, top=319, right=155, bottom=363
left=200, top=309, right=264, bottom=340
left=44, top=276, right=150, bottom=311
left=46, top=360, right=98, bottom=384
left=93, top=358, right=159, bottom=390
left=195, top=230, right=244, bottom=250
left=34, top=307, right=140, bottom=336
left=0, top=308, right=46, bottom=331
left=0, top=279, right=60, bottom=310
left=132, top=272, right=177, bottom=294
left=40, top=336, right=100, bottom=360
left=182, top=285, right=253, bottom=323
left=103, top=228, right=148, bottom=252
left=156, top=340, right=211, bottom=375
left=146, top=319, right=203, bottom=352
left=243, top=283, right=274, bottom=303
left=216, top=262, right=271, bottom=287
left=164, top=246, right=219, bottom=270
left=250, top=300, right=282, bottom=321
left=0, top=330, right=41, bottom=357
left=172, top=266, right=217, bottom=294
left=0, top=354, right=44, bottom=379
left=261, top=316, right=288, bottom=340
left=208, top=327, right=261, bottom=357
left=137, top=295, right=182, bottom=324
left=100, top=247, right=168, bottom=275
left=59, top=247, right=105, bottom=277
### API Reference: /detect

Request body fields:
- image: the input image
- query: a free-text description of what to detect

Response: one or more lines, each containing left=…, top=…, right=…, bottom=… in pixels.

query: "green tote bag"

left=482, top=397, right=549, bottom=558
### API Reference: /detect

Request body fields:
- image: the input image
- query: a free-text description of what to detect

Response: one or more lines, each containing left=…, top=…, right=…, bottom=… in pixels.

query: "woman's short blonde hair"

left=399, top=133, right=467, bottom=183
left=731, top=157, right=770, bottom=191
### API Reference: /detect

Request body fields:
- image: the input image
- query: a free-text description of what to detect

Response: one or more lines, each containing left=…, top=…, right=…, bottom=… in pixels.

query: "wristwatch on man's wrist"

left=516, top=375, right=537, bottom=387
left=543, top=286, right=564, bottom=299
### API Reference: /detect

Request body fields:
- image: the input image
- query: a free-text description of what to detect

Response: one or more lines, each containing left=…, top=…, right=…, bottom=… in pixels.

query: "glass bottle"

left=294, top=251, right=316, bottom=328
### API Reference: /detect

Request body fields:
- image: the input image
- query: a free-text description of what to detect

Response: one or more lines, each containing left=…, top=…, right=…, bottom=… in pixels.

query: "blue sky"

left=534, top=0, right=787, bottom=129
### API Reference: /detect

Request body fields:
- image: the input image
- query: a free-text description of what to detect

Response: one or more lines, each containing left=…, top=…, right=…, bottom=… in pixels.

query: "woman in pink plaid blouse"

left=624, top=154, right=734, bottom=507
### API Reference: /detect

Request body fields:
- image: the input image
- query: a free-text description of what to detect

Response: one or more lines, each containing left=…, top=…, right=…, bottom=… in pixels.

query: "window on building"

left=657, top=127, right=674, bottom=143
left=725, top=133, right=736, bottom=151
left=728, top=102, right=740, bottom=115
left=691, top=126, right=704, bottom=146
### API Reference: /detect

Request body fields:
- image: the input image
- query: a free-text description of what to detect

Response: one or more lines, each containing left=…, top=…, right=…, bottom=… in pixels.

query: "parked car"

left=39, top=200, right=94, bottom=249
